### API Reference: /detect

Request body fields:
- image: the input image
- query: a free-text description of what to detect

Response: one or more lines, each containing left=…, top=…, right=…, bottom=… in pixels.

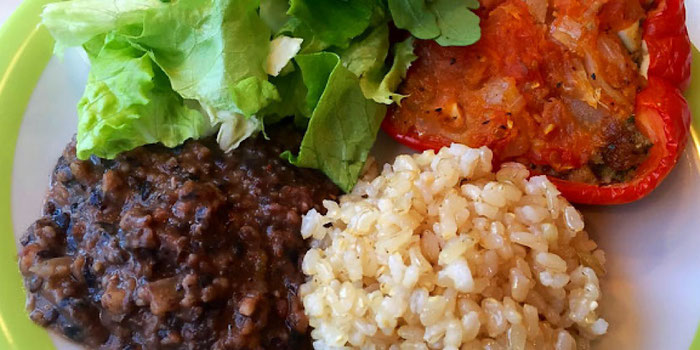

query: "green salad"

left=41, top=0, right=481, bottom=191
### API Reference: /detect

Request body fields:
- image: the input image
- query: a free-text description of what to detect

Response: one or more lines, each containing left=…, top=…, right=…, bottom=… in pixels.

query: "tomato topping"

left=383, top=0, right=691, bottom=204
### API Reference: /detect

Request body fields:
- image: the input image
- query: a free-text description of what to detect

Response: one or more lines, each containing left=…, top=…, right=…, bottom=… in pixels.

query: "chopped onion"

left=563, top=97, right=607, bottom=129
left=583, top=52, right=627, bottom=108
left=551, top=16, right=584, bottom=50
left=481, top=78, right=526, bottom=113
left=640, top=41, right=650, bottom=79
left=564, top=58, right=599, bottom=108
left=597, top=35, right=628, bottom=73
left=617, top=21, right=642, bottom=53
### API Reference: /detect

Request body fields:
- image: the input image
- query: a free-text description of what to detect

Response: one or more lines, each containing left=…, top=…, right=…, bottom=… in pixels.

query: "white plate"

left=9, top=25, right=700, bottom=350
left=11, top=50, right=700, bottom=350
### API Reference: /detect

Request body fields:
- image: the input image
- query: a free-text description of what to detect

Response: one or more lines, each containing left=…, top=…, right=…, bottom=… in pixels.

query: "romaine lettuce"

left=282, top=52, right=386, bottom=192
left=76, top=34, right=211, bottom=160
left=43, top=0, right=278, bottom=155
left=340, top=24, right=417, bottom=104
left=288, top=0, right=377, bottom=48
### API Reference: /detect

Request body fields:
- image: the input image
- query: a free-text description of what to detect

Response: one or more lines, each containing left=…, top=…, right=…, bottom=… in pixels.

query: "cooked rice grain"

left=300, top=145, right=607, bottom=349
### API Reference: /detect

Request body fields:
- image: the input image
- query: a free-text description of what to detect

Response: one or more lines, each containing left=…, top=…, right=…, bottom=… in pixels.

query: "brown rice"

left=300, top=144, right=607, bottom=349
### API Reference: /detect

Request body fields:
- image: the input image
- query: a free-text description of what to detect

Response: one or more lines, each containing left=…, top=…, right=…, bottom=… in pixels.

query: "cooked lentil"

left=18, top=123, right=339, bottom=349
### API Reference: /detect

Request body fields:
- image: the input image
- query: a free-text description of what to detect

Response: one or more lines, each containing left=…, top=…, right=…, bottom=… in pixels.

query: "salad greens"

left=282, top=52, right=386, bottom=191
left=41, top=0, right=481, bottom=191
left=388, top=0, right=480, bottom=46
left=387, top=0, right=440, bottom=40
left=77, top=33, right=211, bottom=160
left=288, top=0, right=376, bottom=48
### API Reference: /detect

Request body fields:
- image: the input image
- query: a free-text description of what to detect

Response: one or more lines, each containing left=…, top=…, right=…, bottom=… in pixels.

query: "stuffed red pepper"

left=383, top=0, right=691, bottom=204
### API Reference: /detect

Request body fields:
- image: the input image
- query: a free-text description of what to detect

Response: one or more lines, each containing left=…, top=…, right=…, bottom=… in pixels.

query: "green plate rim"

left=1, top=1, right=700, bottom=349
left=0, top=0, right=57, bottom=349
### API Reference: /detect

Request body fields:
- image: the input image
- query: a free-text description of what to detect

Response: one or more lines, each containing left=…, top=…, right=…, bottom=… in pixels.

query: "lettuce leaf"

left=341, top=24, right=391, bottom=79
left=387, top=0, right=439, bottom=40
left=261, top=68, right=309, bottom=123
left=214, top=111, right=261, bottom=152
left=288, top=0, right=376, bottom=48
left=282, top=52, right=386, bottom=192
left=260, top=0, right=291, bottom=33
left=278, top=17, right=331, bottom=54
left=340, top=25, right=417, bottom=104
left=361, top=37, right=417, bottom=104
left=387, top=0, right=480, bottom=46
left=42, top=0, right=279, bottom=154
left=42, top=0, right=439, bottom=192
left=431, top=0, right=481, bottom=46
left=127, top=0, right=277, bottom=117
left=76, top=34, right=210, bottom=160
left=41, top=0, right=164, bottom=54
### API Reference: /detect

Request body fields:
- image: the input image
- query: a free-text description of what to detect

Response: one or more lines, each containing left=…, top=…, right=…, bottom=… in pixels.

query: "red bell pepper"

left=382, top=0, right=692, bottom=205
left=549, top=0, right=692, bottom=204
left=549, top=76, right=690, bottom=204
left=644, top=0, right=692, bottom=90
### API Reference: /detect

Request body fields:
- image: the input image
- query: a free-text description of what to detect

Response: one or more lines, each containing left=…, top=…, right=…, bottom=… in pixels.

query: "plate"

left=2, top=1, right=700, bottom=349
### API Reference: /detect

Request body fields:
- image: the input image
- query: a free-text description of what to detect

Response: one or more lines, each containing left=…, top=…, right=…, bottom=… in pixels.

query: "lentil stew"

left=18, top=124, right=339, bottom=349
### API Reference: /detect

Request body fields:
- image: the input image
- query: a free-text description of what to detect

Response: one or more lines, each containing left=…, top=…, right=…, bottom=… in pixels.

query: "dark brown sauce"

left=18, top=123, right=339, bottom=349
